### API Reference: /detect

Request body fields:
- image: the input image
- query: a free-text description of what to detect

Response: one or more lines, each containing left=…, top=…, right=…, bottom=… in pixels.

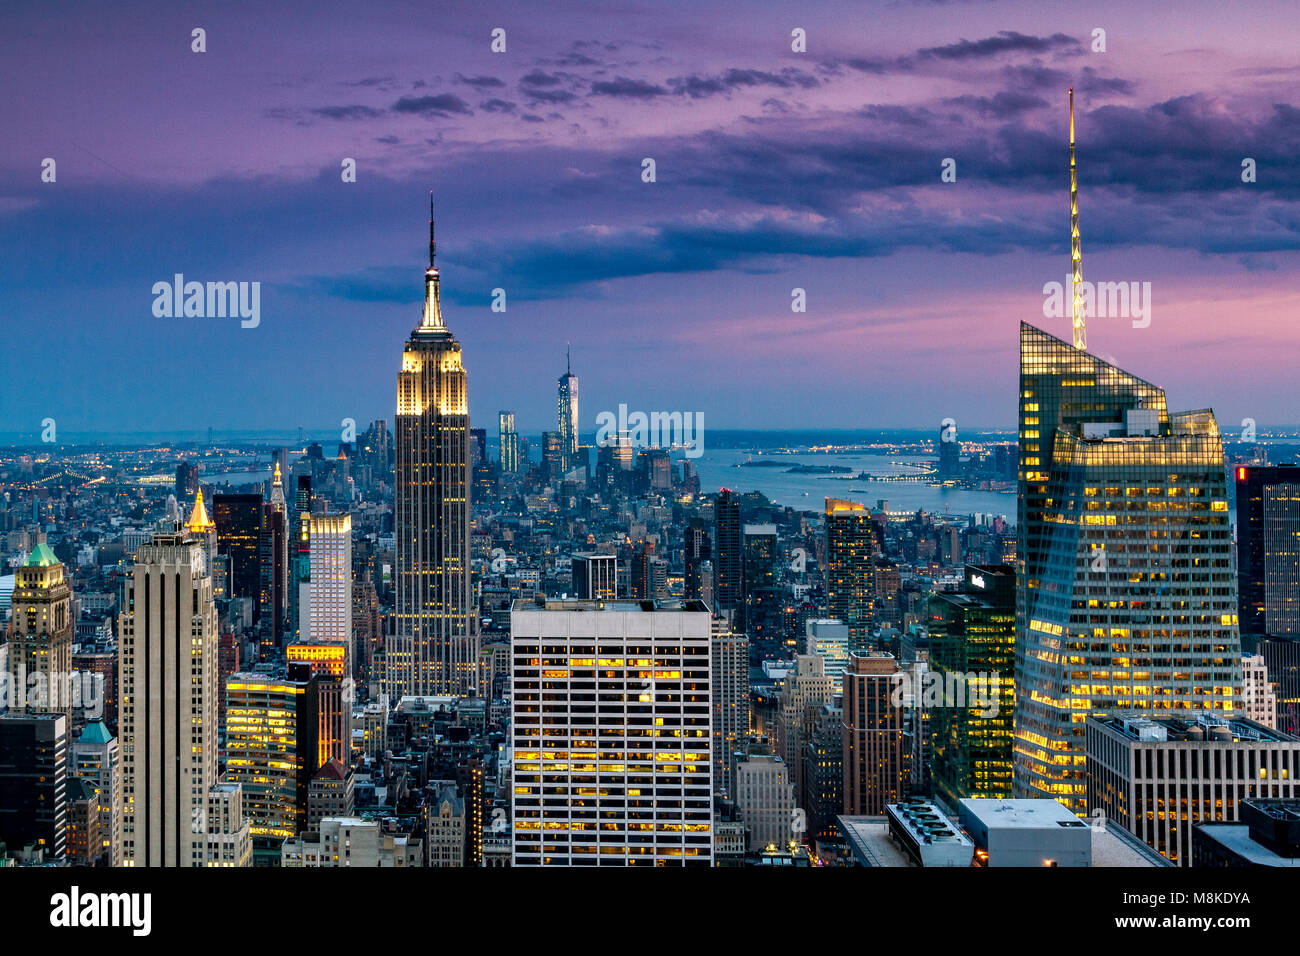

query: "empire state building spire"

left=421, top=191, right=445, bottom=332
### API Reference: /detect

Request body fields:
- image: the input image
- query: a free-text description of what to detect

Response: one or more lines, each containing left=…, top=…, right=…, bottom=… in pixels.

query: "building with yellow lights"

left=1015, top=323, right=1243, bottom=812
left=510, top=598, right=713, bottom=866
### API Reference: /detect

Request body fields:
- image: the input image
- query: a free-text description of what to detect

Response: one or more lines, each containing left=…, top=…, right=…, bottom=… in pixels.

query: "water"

left=691, top=448, right=1015, bottom=518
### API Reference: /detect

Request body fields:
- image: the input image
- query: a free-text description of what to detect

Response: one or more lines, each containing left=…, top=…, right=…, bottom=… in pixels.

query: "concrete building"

left=510, top=598, right=713, bottom=866
left=6, top=544, right=74, bottom=718
left=118, top=528, right=252, bottom=866
left=1086, top=714, right=1300, bottom=866
left=307, top=758, right=355, bottom=833
left=425, top=785, right=466, bottom=867
left=281, top=816, right=422, bottom=867
left=710, top=621, right=749, bottom=799
left=733, top=750, right=795, bottom=852
left=959, top=798, right=1092, bottom=867
left=1242, top=654, right=1278, bottom=729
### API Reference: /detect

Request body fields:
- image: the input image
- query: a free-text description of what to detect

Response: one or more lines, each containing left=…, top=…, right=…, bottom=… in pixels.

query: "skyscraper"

left=6, top=543, right=73, bottom=717
left=509, top=598, right=713, bottom=866
left=842, top=651, right=907, bottom=815
left=825, top=498, right=875, bottom=651
left=1235, top=465, right=1300, bottom=641
left=711, top=619, right=749, bottom=799
left=393, top=196, right=477, bottom=697
left=118, top=528, right=252, bottom=866
left=928, top=564, right=1016, bottom=805
left=714, top=489, right=742, bottom=614
left=214, top=492, right=262, bottom=616
left=1015, top=323, right=1242, bottom=810
left=306, top=513, right=352, bottom=645
left=557, top=346, right=578, bottom=474
left=498, top=410, right=520, bottom=475
left=0, top=712, right=68, bottom=860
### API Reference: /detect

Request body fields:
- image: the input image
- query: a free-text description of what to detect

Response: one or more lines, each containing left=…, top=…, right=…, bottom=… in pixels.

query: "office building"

left=714, top=490, right=742, bottom=613
left=842, top=652, right=907, bottom=815
left=1086, top=714, right=1300, bottom=865
left=71, top=718, right=120, bottom=867
left=1015, top=322, right=1242, bottom=810
left=557, top=348, right=578, bottom=474
left=281, top=816, right=422, bottom=867
left=510, top=598, right=713, bottom=866
left=118, top=528, right=252, bottom=866
left=307, top=758, right=354, bottom=833
left=225, top=672, right=322, bottom=865
left=214, top=493, right=262, bottom=619
left=571, top=552, right=618, bottom=601
left=1196, top=798, right=1300, bottom=867
left=825, top=498, right=875, bottom=650
left=927, top=564, right=1016, bottom=805
left=804, top=619, right=850, bottom=693
left=498, top=411, right=520, bottom=474
left=959, top=798, right=1092, bottom=867
left=1242, top=654, right=1278, bottom=728
left=711, top=620, right=749, bottom=798
left=305, top=513, right=352, bottom=644
left=6, top=543, right=74, bottom=717
left=733, top=749, right=796, bottom=852
left=1235, top=464, right=1300, bottom=641
left=776, top=653, right=834, bottom=806
left=393, top=199, right=477, bottom=697
left=0, top=712, right=68, bottom=860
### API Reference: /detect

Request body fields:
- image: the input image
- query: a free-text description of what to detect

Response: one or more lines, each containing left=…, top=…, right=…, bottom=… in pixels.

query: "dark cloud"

left=480, top=98, right=517, bottom=113
left=310, top=104, right=384, bottom=120
left=944, top=91, right=1049, bottom=118
left=668, top=67, right=820, bottom=99
left=591, top=76, right=667, bottom=98
left=391, top=94, right=473, bottom=116
left=918, top=31, right=1081, bottom=60
left=524, top=88, right=577, bottom=104
left=521, top=70, right=564, bottom=87
left=455, top=73, right=505, bottom=89
left=1076, top=66, right=1136, bottom=95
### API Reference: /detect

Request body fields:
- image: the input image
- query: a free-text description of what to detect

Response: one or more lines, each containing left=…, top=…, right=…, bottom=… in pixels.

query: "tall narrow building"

left=6, top=544, right=74, bottom=717
left=557, top=346, right=579, bottom=475
left=393, top=196, right=477, bottom=697
left=713, top=490, right=741, bottom=614
left=118, top=527, right=252, bottom=866
left=825, top=498, right=875, bottom=652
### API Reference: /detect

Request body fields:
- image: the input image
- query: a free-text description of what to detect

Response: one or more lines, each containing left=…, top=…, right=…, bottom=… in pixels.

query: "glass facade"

left=1015, top=323, right=1242, bottom=811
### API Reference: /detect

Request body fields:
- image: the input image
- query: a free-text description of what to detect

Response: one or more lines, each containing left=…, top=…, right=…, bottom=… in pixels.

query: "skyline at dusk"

left=4, top=0, right=1300, bottom=437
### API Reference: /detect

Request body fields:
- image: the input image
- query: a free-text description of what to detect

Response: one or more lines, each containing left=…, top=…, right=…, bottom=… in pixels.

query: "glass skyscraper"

left=1015, top=322, right=1242, bottom=810
left=557, top=349, right=578, bottom=475
left=392, top=201, right=477, bottom=697
left=825, top=497, right=875, bottom=652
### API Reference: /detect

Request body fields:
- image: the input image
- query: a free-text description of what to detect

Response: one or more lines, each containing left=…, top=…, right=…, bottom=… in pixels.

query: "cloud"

left=391, top=94, right=473, bottom=116
left=668, top=67, right=821, bottom=99
left=944, top=91, right=1049, bottom=118
left=918, top=31, right=1081, bottom=60
left=480, top=98, right=517, bottom=113
left=455, top=73, right=505, bottom=89
left=591, top=76, right=667, bottom=98
left=310, top=104, right=385, bottom=120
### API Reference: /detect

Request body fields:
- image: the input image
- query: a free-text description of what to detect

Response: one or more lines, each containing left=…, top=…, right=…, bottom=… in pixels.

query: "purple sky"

left=2, top=0, right=1299, bottom=437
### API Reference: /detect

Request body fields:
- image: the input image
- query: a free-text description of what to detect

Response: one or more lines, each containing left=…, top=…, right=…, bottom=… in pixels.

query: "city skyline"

left=3, top=0, right=1299, bottom=436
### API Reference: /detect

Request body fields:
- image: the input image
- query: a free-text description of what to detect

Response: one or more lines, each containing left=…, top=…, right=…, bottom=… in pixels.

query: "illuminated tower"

left=187, top=487, right=217, bottom=575
left=1014, top=323, right=1242, bottom=811
left=393, top=194, right=477, bottom=697
left=557, top=346, right=579, bottom=475
left=1069, top=88, right=1085, bottom=351
left=825, top=498, right=875, bottom=652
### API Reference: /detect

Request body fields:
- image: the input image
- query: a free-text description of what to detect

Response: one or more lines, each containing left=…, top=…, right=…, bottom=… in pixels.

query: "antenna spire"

left=566, top=342, right=571, bottom=375
left=1069, top=88, right=1085, bottom=351
left=434, top=189, right=444, bottom=269
left=420, top=190, right=445, bottom=331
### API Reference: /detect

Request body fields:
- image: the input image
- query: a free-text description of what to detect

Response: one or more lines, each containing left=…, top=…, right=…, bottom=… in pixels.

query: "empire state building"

left=391, top=196, right=477, bottom=697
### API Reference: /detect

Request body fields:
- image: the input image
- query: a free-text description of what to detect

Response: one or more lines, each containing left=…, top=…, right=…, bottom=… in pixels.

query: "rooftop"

left=511, top=598, right=709, bottom=613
